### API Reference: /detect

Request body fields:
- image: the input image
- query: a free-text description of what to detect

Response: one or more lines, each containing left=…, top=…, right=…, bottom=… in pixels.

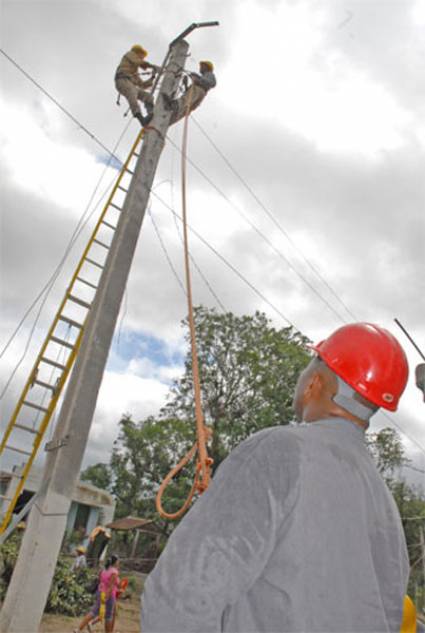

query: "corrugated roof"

left=105, top=515, right=160, bottom=532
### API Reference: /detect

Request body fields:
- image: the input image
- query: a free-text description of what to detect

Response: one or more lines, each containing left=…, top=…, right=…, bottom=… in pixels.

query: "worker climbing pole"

left=0, top=22, right=219, bottom=633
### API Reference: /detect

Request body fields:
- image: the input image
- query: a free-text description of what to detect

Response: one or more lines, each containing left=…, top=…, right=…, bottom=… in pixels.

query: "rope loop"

left=156, top=82, right=213, bottom=521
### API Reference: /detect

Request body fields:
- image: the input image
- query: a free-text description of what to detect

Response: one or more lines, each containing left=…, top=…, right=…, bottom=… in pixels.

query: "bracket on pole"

left=45, top=434, right=70, bottom=452
left=170, top=21, right=220, bottom=46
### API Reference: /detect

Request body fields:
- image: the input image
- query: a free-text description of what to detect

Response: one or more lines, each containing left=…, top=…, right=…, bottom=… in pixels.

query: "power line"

left=151, top=190, right=301, bottom=332
left=0, top=120, right=132, bottom=399
left=165, top=134, right=348, bottom=325
left=3, top=47, right=425, bottom=463
left=148, top=205, right=186, bottom=296
left=191, top=115, right=357, bottom=323
left=382, top=411, right=425, bottom=457
left=0, top=48, right=121, bottom=161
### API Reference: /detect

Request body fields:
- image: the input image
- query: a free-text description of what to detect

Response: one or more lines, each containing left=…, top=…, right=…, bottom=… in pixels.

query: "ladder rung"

left=93, top=238, right=110, bottom=250
left=118, top=185, right=128, bottom=193
left=133, top=152, right=140, bottom=158
left=110, top=203, right=123, bottom=212
left=33, top=379, right=56, bottom=391
left=67, top=294, right=92, bottom=309
left=58, top=315, right=83, bottom=329
left=76, top=276, right=98, bottom=290
left=15, top=423, right=39, bottom=434
left=101, top=220, right=117, bottom=230
left=0, top=495, right=13, bottom=501
left=125, top=168, right=134, bottom=175
left=5, top=445, right=32, bottom=456
left=22, top=401, right=49, bottom=413
left=84, top=257, right=104, bottom=270
left=50, top=336, right=74, bottom=350
left=40, top=357, right=67, bottom=370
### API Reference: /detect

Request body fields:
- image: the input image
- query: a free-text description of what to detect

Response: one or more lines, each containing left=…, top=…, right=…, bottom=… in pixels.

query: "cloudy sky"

left=1, top=0, right=424, bottom=483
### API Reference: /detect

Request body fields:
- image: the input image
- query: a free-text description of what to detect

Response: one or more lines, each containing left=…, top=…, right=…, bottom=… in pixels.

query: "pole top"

left=170, top=21, right=219, bottom=46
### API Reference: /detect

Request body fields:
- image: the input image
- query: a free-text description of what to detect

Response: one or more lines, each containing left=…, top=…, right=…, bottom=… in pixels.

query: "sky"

left=0, top=0, right=424, bottom=485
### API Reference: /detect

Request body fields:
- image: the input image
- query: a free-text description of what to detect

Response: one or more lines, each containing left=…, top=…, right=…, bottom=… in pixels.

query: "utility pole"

left=420, top=525, right=425, bottom=614
left=0, top=39, right=188, bottom=632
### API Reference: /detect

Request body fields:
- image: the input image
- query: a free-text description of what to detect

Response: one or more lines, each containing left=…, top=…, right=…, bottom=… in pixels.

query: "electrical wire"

left=0, top=48, right=120, bottom=161
left=151, top=190, right=301, bottom=331
left=167, top=143, right=227, bottom=312
left=2, top=47, right=425, bottom=464
left=0, top=121, right=133, bottom=399
left=382, top=411, right=425, bottom=456
left=191, top=115, right=357, bottom=322
left=148, top=205, right=186, bottom=296
left=165, top=134, right=349, bottom=325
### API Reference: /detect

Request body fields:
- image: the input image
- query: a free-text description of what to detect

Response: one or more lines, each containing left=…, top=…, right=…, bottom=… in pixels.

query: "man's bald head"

left=293, top=357, right=378, bottom=428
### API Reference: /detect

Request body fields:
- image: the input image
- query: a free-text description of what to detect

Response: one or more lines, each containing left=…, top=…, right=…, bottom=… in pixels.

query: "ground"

left=39, top=574, right=144, bottom=633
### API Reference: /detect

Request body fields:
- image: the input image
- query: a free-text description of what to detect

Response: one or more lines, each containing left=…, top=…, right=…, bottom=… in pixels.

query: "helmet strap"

left=333, top=376, right=377, bottom=422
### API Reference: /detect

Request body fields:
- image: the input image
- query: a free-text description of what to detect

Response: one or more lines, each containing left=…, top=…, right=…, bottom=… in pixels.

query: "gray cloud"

left=1, top=0, right=424, bottom=471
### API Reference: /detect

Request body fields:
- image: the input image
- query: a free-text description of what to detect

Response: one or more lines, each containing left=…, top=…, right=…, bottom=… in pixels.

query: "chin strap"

left=333, top=376, right=377, bottom=422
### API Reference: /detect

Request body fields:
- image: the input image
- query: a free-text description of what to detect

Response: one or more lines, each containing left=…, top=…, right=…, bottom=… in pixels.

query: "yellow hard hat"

left=131, top=45, right=148, bottom=57
left=199, top=60, right=214, bottom=71
left=76, top=546, right=86, bottom=554
left=401, top=596, right=416, bottom=633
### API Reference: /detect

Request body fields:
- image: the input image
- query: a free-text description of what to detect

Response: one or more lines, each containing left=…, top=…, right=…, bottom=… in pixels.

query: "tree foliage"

left=366, top=427, right=410, bottom=480
left=84, top=308, right=310, bottom=529
left=80, top=462, right=112, bottom=490
left=0, top=533, right=98, bottom=616
left=81, top=308, right=425, bottom=578
left=163, top=307, right=311, bottom=467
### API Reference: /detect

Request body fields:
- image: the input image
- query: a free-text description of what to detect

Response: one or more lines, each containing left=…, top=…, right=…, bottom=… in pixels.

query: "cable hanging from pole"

left=156, top=87, right=213, bottom=520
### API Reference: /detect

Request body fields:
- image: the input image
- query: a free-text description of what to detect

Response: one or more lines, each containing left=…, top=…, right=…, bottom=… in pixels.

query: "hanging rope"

left=156, top=86, right=213, bottom=520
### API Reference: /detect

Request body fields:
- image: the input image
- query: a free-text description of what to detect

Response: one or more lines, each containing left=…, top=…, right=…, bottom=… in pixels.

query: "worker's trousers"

left=115, top=77, right=154, bottom=116
left=170, top=85, right=207, bottom=124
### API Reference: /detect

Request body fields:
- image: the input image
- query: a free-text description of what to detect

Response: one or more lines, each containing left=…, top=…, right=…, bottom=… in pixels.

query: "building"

left=0, top=464, right=115, bottom=540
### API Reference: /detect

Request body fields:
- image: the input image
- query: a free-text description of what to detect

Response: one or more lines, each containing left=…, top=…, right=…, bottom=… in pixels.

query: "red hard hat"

left=311, top=323, right=408, bottom=411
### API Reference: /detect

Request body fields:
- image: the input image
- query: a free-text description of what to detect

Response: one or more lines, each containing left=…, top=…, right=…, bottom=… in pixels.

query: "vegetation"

left=80, top=307, right=425, bottom=600
left=82, top=308, right=310, bottom=530
left=0, top=533, right=99, bottom=616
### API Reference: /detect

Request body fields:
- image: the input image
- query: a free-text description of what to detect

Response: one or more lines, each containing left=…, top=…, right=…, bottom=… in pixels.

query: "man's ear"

left=309, top=372, right=326, bottom=398
left=303, top=371, right=322, bottom=401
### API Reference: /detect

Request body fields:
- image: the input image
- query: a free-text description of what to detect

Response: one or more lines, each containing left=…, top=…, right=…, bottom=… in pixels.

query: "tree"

left=110, top=415, right=196, bottom=531
left=366, top=427, right=410, bottom=481
left=162, top=307, right=310, bottom=468
left=95, top=308, right=310, bottom=527
left=80, top=462, right=112, bottom=491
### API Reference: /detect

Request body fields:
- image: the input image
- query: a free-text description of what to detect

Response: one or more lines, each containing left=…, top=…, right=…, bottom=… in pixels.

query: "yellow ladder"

left=0, top=130, right=144, bottom=534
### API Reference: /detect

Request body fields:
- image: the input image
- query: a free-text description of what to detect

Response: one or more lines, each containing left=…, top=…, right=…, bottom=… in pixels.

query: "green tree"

left=102, top=308, right=310, bottom=526
left=163, top=307, right=310, bottom=468
left=366, top=427, right=410, bottom=481
left=80, top=462, right=112, bottom=490
left=110, top=415, right=195, bottom=531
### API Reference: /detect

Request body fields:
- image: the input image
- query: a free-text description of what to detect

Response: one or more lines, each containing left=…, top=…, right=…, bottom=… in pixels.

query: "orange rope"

left=156, top=86, right=213, bottom=520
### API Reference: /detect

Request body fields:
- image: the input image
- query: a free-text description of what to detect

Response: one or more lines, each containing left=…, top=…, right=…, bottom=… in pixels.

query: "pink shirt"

left=99, top=566, right=119, bottom=598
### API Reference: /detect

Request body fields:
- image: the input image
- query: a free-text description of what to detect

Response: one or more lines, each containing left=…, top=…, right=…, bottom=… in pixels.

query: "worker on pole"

left=163, top=60, right=216, bottom=124
left=141, top=323, right=410, bottom=632
left=114, top=45, right=158, bottom=127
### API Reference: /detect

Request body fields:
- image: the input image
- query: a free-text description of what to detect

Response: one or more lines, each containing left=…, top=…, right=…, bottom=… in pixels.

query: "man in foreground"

left=141, top=322, right=410, bottom=632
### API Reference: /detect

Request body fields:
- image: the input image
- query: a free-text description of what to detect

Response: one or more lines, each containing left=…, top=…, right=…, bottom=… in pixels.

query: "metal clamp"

left=45, top=434, right=70, bottom=452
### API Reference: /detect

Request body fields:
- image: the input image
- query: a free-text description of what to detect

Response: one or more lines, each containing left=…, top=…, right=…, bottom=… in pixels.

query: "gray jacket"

left=141, top=418, right=409, bottom=632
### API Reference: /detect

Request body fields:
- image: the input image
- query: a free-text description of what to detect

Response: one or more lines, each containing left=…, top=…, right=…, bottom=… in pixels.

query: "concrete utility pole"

left=0, top=38, right=189, bottom=632
left=420, top=526, right=425, bottom=614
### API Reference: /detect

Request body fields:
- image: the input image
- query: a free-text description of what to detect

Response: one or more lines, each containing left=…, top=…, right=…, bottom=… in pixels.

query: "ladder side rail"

left=0, top=130, right=143, bottom=455
left=0, top=132, right=144, bottom=531
left=0, top=331, right=84, bottom=532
